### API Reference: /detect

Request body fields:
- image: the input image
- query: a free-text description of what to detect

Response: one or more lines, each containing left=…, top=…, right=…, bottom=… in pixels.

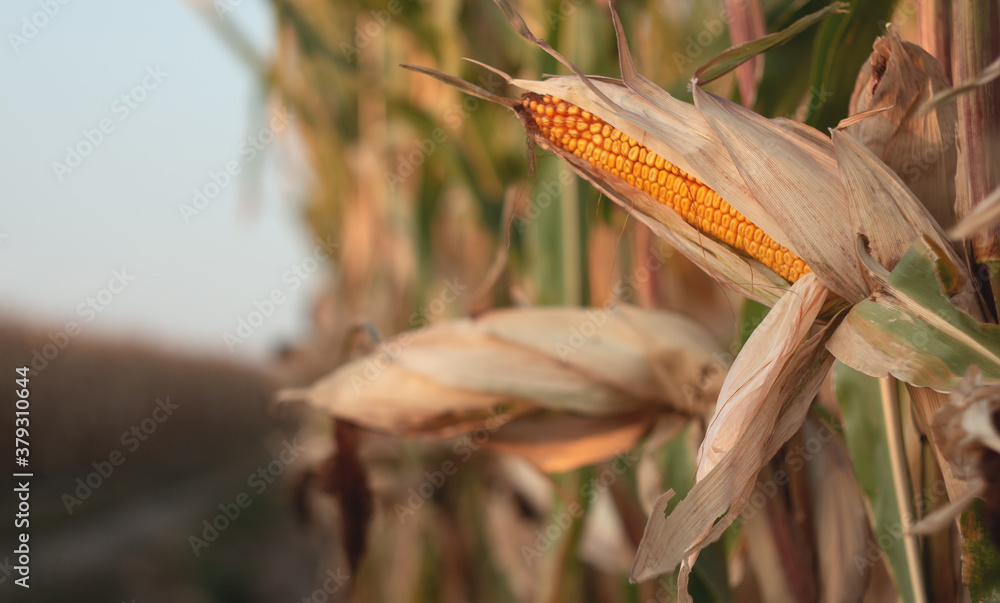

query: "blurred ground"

left=0, top=319, right=328, bottom=602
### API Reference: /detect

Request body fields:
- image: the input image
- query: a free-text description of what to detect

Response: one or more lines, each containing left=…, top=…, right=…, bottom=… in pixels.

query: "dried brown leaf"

left=805, top=417, right=871, bottom=603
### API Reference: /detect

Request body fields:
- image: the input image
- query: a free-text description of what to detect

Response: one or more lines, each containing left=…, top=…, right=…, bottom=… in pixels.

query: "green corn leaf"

left=830, top=236, right=1000, bottom=390
left=834, top=363, right=921, bottom=603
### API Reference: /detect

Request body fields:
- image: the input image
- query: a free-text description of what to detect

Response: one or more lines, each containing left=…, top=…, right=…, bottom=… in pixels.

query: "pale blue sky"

left=0, top=0, right=319, bottom=359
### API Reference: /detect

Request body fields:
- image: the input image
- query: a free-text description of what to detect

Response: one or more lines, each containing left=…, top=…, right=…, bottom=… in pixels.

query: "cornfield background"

left=4, top=0, right=1000, bottom=601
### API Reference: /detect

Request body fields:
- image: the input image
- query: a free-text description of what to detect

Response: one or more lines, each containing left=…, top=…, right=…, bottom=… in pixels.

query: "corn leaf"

left=694, top=3, right=847, bottom=84
left=804, top=0, right=898, bottom=130
left=828, top=236, right=1000, bottom=390
left=834, top=363, right=922, bottom=603
left=922, top=54, right=1000, bottom=113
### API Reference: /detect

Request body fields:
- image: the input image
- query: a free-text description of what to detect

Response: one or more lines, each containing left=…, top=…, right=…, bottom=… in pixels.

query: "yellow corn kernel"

left=520, top=94, right=810, bottom=282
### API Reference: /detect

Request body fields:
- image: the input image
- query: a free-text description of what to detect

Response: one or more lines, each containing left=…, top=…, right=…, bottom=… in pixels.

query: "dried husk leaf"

left=631, top=273, right=839, bottom=590
left=282, top=306, right=725, bottom=471
left=830, top=127, right=983, bottom=317
left=922, top=54, right=1000, bottom=113
left=698, top=272, right=828, bottom=479
left=476, top=304, right=728, bottom=415
left=847, top=31, right=959, bottom=230
left=692, top=87, right=870, bottom=303
left=281, top=359, right=521, bottom=436
left=486, top=409, right=652, bottom=474
left=391, top=321, right=648, bottom=415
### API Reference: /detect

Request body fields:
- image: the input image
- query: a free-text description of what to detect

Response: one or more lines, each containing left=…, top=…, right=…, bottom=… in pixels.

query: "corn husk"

left=848, top=31, right=958, bottom=230
left=280, top=305, right=726, bottom=472
left=697, top=272, right=828, bottom=478
left=405, top=3, right=1000, bottom=596
left=690, top=87, right=866, bottom=303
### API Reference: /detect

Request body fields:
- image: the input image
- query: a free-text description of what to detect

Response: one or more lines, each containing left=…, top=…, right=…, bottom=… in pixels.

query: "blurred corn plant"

left=203, top=0, right=1000, bottom=600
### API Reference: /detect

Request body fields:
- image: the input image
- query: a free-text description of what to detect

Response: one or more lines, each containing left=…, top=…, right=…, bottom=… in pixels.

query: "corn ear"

left=522, top=93, right=810, bottom=282
left=847, top=31, right=959, bottom=230
left=280, top=305, right=727, bottom=471
left=412, top=3, right=869, bottom=308
left=691, top=86, right=869, bottom=302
